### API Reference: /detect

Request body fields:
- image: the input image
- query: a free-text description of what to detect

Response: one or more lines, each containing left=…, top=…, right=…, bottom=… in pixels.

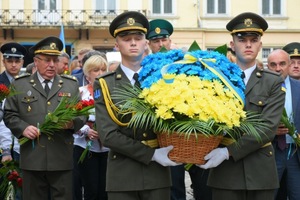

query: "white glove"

left=88, top=115, right=95, bottom=122
left=197, top=147, right=229, bottom=169
left=151, top=145, right=181, bottom=167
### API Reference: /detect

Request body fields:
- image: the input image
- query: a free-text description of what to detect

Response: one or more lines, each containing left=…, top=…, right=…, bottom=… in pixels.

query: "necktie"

left=44, top=80, right=50, bottom=95
left=133, top=73, right=140, bottom=88
left=277, top=135, right=286, bottom=151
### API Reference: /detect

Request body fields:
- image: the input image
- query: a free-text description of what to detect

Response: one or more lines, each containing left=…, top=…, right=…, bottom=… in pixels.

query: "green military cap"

left=29, top=36, right=63, bottom=56
left=282, top=42, right=300, bottom=57
left=147, top=19, right=173, bottom=40
left=226, top=12, right=268, bottom=37
left=0, top=42, right=27, bottom=59
left=109, top=11, right=149, bottom=38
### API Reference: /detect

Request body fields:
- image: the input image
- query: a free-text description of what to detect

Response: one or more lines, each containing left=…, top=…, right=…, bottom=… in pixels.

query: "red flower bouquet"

left=0, top=161, right=22, bottom=199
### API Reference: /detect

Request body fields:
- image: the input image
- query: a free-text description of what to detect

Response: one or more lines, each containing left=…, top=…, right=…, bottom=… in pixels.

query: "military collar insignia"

left=256, top=71, right=262, bottom=77
left=127, top=18, right=135, bottom=26
left=244, top=18, right=252, bottom=27
left=155, top=27, right=161, bottom=34
left=116, top=74, right=122, bottom=79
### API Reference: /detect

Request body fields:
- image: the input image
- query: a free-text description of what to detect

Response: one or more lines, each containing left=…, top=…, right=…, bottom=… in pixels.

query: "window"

left=262, top=47, right=281, bottom=61
left=262, top=0, right=281, bottom=15
left=153, top=0, right=173, bottom=14
left=39, top=0, right=57, bottom=11
left=207, top=0, right=226, bottom=14
left=96, top=0, right=116, bottom=11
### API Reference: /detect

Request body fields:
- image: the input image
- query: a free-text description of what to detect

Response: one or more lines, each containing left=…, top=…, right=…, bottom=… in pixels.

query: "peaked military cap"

left=147, top=19, right=173, bottom=40
left=109, top=11, right=149, bottom=38
left=226, top=12, right=268, bottom=37
left=0, top=42, right=27, bottom=59
left=282, top=42, right=300, bottom=57
left=29, top=36, right=63, bottom=56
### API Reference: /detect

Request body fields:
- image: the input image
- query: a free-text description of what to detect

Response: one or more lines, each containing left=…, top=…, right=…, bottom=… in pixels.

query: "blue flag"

left=59, top=24, right=66, bottom=52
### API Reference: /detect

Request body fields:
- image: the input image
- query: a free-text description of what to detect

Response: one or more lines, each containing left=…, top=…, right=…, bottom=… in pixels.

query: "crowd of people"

left=0, top=10, right=299, bottom=200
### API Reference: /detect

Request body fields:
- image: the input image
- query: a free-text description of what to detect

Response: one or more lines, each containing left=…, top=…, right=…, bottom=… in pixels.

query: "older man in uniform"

left=4, top=36, right=86, bottom=200
left=283, top=42, right=300, bottom=80
left=147, top=19, right=173, bottom=53
left=198, top=12, right=286, bottom=200
left=94, top=11, right=180, bottom=200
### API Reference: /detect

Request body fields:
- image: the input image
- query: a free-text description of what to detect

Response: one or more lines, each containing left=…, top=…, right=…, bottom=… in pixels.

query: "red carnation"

left=17, top=177, right=22, bottom=187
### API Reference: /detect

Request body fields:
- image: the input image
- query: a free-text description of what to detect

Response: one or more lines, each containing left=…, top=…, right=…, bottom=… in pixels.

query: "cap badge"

left=155, top=27, right=161, bottom=34
left=294, top=48, right=299, bottom=55
left=127, top=18, right=135, bottom=26
left=11, top=47, right=17, bottom=53
left=244, top=18, right=253, bottom=27
left=50, top=43, right=56, bottom=50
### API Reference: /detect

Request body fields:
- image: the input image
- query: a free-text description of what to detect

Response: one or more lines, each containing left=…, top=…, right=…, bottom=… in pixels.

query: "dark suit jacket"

left=94, top=67, right=171, bottom=191
left=208, top=67, right=285, bottom=190
left=0, top=71, right=11, bottom=87
left=4, top=73, right=86, bottom=171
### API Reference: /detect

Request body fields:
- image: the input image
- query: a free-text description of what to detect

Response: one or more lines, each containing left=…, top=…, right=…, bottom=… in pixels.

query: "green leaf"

left=188, top=41, right=201, bottom=52
left=159, top=46, right=168, bottom=52
left=214, top=44, right=227, bottom=56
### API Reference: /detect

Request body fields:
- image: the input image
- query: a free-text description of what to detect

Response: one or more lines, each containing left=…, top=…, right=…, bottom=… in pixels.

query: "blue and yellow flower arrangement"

left=114, top=42, right=267, bottom=163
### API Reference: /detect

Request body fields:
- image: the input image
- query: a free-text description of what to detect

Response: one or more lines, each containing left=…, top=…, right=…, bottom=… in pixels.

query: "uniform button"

left=269, top=151, right=273, bottom=155
left=48, top=137, right=51, bottom=140
left=113, top=155, right=117, bottom=159
left=258, top=101, right=263, bottom=105
left=143, top=133, right=147, bottom=137
left=47, top=101, right=51, bottom=106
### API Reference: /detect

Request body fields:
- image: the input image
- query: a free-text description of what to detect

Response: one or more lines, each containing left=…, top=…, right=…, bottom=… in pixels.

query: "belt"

left=141, top=139, right=159, bottom=148
left=220, top=137, right=271, bottom=148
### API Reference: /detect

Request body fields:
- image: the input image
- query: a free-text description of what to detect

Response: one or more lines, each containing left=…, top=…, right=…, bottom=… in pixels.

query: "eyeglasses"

left=35, top=56, right=59, bottom=64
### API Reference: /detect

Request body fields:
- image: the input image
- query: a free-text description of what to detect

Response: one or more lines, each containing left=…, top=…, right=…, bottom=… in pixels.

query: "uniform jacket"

left=4, top=72, right=86, bottom=171
left=208, top=67, right=286, bottom=190
left=94, top=66, right=171, bottom=191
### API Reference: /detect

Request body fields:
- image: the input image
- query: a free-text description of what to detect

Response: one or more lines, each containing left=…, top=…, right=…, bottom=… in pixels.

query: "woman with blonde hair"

left=74, top=54, right=109, bottom=200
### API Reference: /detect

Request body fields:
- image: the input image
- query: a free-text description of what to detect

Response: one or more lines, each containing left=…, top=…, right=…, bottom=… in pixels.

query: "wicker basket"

left=157, top=132, right=223, bottom=165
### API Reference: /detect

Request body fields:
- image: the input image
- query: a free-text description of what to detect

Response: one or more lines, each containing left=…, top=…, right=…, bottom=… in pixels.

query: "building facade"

left=0, top=0, right=299, bottom=70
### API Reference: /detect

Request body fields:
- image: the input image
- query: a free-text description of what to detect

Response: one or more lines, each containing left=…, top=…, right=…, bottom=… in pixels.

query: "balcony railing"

left=0, top=9, right=148, bottom=28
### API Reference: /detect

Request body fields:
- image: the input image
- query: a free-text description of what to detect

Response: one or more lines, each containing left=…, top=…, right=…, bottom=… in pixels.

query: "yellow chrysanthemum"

left=140, top=74, right=245, bottom=128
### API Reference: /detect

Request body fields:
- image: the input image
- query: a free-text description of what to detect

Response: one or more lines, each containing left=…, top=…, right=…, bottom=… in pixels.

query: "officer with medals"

left=3, top=36, right=86, bottom=200
left=93, top=11, right=180, bottom=200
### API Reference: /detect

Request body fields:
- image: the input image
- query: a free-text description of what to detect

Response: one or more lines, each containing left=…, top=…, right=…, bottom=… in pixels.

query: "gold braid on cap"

left=114, top=26, right=147, bottom=37
left=231, top=28, right=264, bottom=36
left=34, top=49, right=61, bottom=55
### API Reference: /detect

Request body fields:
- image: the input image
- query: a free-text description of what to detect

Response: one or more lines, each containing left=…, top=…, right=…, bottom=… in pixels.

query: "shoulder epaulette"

left=98, top=71, right=116, bottom=79
left=261, top=68, right=281, bottom=76
left=15, top=73, right=31, bottom=80
left=60, top=74, right=77, bottom=81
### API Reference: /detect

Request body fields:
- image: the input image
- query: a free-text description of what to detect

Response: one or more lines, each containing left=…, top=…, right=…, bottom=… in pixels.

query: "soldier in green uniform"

left=147, top=19, right=174, bottom=53
left=4, top=36, right=86, bottom=200
left=198, top=12, right=286, bottom=200
left=94, top=11, right=180, bottom=200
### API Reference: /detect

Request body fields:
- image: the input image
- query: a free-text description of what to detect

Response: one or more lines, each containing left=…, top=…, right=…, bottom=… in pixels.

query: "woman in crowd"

left=73, top=54, right=109, bottom=200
